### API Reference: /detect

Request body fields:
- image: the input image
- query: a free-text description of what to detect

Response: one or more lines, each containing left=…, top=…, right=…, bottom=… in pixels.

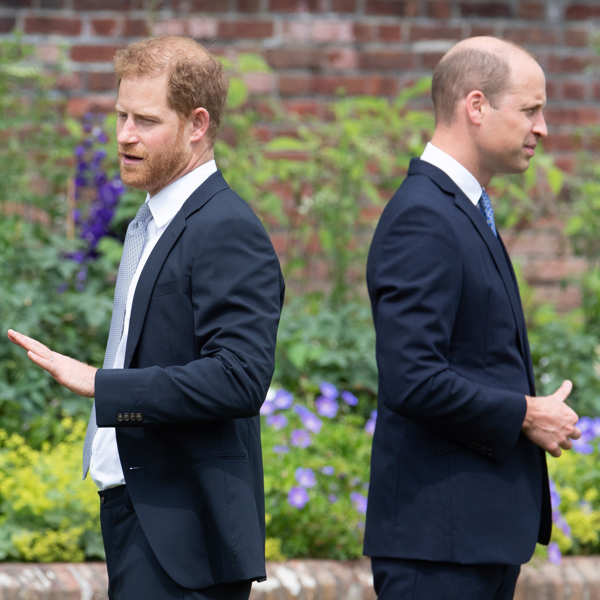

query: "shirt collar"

left=420, top=142, right=482, bottom=206
left=146, top=159, right=218, bottom=228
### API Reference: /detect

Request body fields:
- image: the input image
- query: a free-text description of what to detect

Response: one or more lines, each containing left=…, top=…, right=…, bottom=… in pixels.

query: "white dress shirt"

left=420, top=142, right=483, bottom=206
left=90, top=159, right=218, bottom=490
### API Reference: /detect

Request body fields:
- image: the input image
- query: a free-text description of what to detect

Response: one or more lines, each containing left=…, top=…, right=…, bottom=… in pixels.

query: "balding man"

left=8, top=36, right=284, bottom=600
left=364, top=37, right=580, bottom=599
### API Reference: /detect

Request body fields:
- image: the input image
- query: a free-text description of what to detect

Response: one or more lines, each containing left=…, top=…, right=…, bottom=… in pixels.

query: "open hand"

left=7, top=329, right=96, bottom=397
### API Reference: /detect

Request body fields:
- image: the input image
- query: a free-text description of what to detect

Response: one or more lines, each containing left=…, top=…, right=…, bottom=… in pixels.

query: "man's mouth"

left=524, top=144, right=536, bottom=157
left=120, top=152, right=144, bottom=164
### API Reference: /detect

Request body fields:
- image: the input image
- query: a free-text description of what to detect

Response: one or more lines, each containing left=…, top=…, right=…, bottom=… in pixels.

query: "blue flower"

left=291, top=429, right=311, bottom=448
left=294, top=405, right=322, bottom=433
left=320, top=381, right=338, bottom=399
left=328, top=494, right=337, bottom=503
left=260, top=400, right=275, bottom=416
left=365, top=410, right=377, bottom=435
left=295, top=467, right=316, bottom=488
left=350, top=492, right=367, bottom=514
left=341, top=390, right=358, bottom=406
left=316, top=395, right=338, bottom=418
left=548, top=542, right=561, bottom=564
left=273, top=389, right=294, bottom=410
left=273, top=445, right=289, bottom=454
left=267, top=414, right=287, bottom=430
left=288, top=486, right=309, bottom=509
left=321, top=465, right=334, bottom=476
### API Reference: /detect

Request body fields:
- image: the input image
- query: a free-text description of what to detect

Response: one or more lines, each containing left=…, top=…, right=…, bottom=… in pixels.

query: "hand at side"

left=522, top=380, right=580, bottom=457
left=7, top=329, right=97, bottom=397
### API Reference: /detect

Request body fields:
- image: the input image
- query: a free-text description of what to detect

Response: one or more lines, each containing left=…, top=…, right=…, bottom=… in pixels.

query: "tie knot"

left=478, top=189, right=497, bottom=238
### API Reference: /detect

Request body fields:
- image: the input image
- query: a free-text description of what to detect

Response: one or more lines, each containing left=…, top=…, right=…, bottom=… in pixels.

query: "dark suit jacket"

left=364, top=159, right=550, bottom=566
left=94, top=171, right=284, bottom=589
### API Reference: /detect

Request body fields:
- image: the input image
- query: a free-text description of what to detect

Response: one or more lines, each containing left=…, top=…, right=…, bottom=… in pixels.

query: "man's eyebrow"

left=114, top=106, right=161, bottom=119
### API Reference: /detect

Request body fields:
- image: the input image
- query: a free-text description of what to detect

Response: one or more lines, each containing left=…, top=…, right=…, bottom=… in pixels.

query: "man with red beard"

left=9, top=36, right=284, bottom=600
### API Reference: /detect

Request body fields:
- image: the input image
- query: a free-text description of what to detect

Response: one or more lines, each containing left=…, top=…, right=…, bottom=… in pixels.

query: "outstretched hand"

left=7, top=329, right=96, bottom=397
left=522, top=380, right=580, bottom=457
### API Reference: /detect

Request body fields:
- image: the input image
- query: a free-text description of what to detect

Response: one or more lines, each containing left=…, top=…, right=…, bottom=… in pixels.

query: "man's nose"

left=533, top=112, right=548, bottom=138
left=117, top=117, right=138, bottom=145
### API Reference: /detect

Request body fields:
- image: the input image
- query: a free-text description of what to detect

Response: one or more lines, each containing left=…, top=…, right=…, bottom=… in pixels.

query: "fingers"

left=26, top=350, right=54, bottom=373
left=555, top=379, right=573, bottom=402
left=570, top=427, right=582, bottom=440
left=7, top=329, right=51, bottom=358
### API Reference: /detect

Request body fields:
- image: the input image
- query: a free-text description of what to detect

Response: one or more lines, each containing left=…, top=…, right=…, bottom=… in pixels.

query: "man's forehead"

left=116, top=74, right=170, bottom=110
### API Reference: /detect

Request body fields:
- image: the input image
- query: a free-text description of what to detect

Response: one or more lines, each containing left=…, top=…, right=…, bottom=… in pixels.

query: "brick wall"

left=1, top=0, right=599, bottom=309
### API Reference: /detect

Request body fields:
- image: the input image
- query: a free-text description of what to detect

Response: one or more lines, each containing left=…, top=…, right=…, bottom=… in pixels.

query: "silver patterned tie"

left=82, top=201, right=153, bottom=478
left=478, top=188, right=497, bottom=238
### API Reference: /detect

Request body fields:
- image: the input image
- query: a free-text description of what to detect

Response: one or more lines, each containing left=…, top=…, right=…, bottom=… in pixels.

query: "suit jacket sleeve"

left=368, top=201, right=526, bottom=462
left=94, top=206, right=284, bottom=425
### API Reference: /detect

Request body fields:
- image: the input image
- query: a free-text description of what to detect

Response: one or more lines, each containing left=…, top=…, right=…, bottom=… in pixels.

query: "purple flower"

left=273, top=445, right=289, bottom=454
left=291, top=429, right=311, bottom=448
left=572, top=438, right=594, bottom=454
left=288, top=486, right=309, bottom=509
left=341, top=390, right=358, bottom=406
left=328, top=494, right=337, bottom=503
left=294, top=405, right=322, bottom=433
left=321, top=466, right=334, bottom=476
left=295, top=467, right=316, bottom=488
left=350, top=492, right=368, bottom=514
left=316, top=395, right=338, bottom=418
left=556, top=516, right=571, bottom=537
left=365, top=410, right=377, bottom=435
left=260, top=400, right=275, bottom=416
left=273, top=389, right=293, bottom=410
left=267, top=414, right=287, bottom=430
left=548, top=542, right=561, bottom=564
left=320, top=381, right=338, bottom=399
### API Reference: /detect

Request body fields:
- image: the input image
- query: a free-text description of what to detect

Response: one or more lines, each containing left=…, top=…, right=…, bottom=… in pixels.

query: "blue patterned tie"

left=478, top=188, right=497, bottom=238
left=82, top=201, right=153, bottom=478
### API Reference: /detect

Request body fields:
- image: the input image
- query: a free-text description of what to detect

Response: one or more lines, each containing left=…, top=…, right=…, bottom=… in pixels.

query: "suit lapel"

left=409, top=159, right=532, bottom=380
left=123, top=171, right=229, bottom=368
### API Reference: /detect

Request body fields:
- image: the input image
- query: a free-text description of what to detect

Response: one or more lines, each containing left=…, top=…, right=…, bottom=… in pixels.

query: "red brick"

left=0, top=18, right=16, bottom=33
left=187, top=17, right=218, bottom=38
left=503, top=27, right=560, bottom=45
left=152, top=19, right=186, bottom=36
left=562, top=80, right=587, bottom=101
left=518, top=1, right=545, bottom=19
left=124, top=19, right=150, bottom=37
left=353, top=23, right=376, bottom=42
left=190, top=0, right=231, bottom=10
left=237, top=0, right=261, bottom=11
left=378, top=24, right=404, bottom=42
left=541, top=132, right=582, bottom=153
left=55, top=72, right=83, bottom=92
left=331, top=0, right=357, bottom=11
left=265, top=48, right=320, bottom=69
left=312, top=21, right=353, bottom=42
left=565, top=28, right=589, bottom=47
left=0, top=0, right=32, bottom=6
left=70, top=45, right=121, bottom=63
left=468, top=25, right=496, bottom=37
left=546, top=54, right=595, bottom=73
left=546, top=106, right=600, bottom=125
left=268, top=0, right=324, bottom=10
left=74, top=0, right=137, bottom=7
left=426, top=0, right=451, bottom=18
left=40, top=0, right=68, bottom=6
left=67, top=95, right=115, bottom=117
left=565, top=3, right=600, bottom=19
left=313, top=74, right=398, bottom=95
left=365, top=0, right=419, bottom=16
left=325, top=48, right=358, bottom=70
left=24, top=16, right=82, bottom=36
left=409, top=24, right=462, bottom=41
left=279, top=75, right=314, bottom=95
left=91, top=19, right=121, bottom=36
left=218, top=20, right=273, bottom=38
left=87, top=71, right=117, bottom=92
left=524, top=258, right=587, bottom=282
left=421, top=51, right=445, bottom=69
left=554, top=155, right=576, bottom=173
left=359, top=50, right=416, bottom=70
left=459, top=1, right=512, bottom=17
left=282, top=99, right=328, bottom=117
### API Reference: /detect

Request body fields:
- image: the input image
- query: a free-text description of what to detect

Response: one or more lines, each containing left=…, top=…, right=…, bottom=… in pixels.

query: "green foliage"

left=0, top=419, right=102, bottom=561
left=274, top=297, right=377, bottom=415
left=262, top=386, right=372, bottom=558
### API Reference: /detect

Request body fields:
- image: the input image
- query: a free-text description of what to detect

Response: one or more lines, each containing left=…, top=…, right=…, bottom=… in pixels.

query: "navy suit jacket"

left=94, top=171, right=284, bottom=589
left=364, top=159, right=551, bottom=566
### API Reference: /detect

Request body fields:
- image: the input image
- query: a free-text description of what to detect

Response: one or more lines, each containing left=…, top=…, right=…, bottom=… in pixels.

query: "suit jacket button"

left=117, top=414, right=123, bottom=422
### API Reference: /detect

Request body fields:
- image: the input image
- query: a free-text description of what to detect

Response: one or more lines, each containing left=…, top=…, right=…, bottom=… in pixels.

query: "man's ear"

left=465, top=90, right=487, bottom=126
left=189, top=107, right=210, bottom=142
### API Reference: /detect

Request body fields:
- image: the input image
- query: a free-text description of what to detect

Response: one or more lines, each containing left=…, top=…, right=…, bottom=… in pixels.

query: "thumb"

left=555, top=380, right=572, bottom=402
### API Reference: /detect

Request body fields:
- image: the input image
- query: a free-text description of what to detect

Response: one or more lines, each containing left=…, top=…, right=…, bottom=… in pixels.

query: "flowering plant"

left=261, top=382, right=373, bottom=559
